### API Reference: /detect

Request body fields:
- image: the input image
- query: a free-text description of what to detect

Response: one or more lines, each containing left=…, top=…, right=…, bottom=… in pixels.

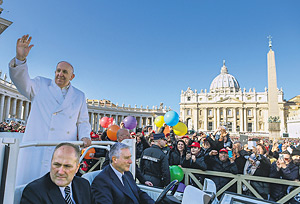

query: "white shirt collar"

left=110, top=164, right=124, bottom=185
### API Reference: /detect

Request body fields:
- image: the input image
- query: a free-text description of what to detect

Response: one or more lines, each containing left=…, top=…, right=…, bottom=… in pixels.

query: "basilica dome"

left=209, top=61, right=240, bottom=93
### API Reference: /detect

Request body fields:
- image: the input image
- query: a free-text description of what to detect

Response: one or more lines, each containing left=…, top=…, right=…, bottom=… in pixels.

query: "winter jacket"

left=205, top=155, right=238, bottom=191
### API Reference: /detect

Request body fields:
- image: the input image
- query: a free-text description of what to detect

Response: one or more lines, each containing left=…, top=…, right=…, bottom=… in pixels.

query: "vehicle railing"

left=182, top=167, right=300, bottom=204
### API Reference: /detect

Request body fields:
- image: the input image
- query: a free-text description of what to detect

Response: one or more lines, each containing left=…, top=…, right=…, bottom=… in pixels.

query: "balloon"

left=169, top=165, right=184, bottom=182
left=154, top=116, right=165, bottom=128
left=108, top=117, right=114, bottom=125
left=164, top=111, right=179, bottom=127
left=123, top=116, right=137, bottom=130
left=100, top=117, right=110, bottom=128
left=107, top=125, right=120, bottom=141
left=173, top=122, right=187, bottom=136
left=81, top=147, right=96, bottom=159
left=163, top=126, right=170, bottom=135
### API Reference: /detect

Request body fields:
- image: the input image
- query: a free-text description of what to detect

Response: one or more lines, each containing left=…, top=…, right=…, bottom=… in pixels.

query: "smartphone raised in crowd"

left=228, top=150, right=233, bottom=158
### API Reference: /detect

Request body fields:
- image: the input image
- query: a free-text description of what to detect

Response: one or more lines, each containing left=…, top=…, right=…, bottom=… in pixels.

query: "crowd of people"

left=85, top=125, right=300, bottom=203
left=0, top=121, right=25, bottom=132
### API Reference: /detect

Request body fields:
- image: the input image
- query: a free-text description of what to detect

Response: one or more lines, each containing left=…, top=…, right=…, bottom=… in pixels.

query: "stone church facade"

left=180, top=61, right=286, bottom=136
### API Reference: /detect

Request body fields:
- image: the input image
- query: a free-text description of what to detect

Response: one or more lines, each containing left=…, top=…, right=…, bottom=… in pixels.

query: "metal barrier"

left=182, top=168, right=300, bottom=203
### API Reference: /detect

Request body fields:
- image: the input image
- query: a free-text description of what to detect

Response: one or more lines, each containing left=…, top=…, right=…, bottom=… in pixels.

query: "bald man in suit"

left=21, top=143, right=94, bottom=204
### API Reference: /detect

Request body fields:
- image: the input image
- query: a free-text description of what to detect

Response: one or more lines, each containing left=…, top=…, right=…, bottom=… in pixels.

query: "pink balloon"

left=100, top=117, right=110, bottom=128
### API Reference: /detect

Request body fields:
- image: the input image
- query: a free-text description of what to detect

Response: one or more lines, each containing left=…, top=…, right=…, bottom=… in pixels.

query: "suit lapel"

left=52, top=83, right=75, bottom=113
left=72, top=177, right=81, bottom=204
left=45, top=174, right=66, bottom=204
left=49, top=80, right=64, bottom=105
left=108, top=166, right=136, bottom=202
left=123, top=173, right=140, bottom=202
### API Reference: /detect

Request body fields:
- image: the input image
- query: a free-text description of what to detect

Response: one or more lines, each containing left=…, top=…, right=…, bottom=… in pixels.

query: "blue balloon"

left=164, top=111, right=179, bottom=126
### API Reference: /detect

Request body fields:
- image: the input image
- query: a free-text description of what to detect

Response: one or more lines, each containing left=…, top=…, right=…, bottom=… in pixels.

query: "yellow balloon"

left=154, top=116, right=165, bottom=128
left=173, top=122, right=187, bottom=136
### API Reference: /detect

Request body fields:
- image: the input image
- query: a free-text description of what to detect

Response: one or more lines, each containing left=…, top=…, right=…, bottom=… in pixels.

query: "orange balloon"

left=163, top=126, right=170, bottom=135
left=107, top=125, right=120, bottom=141
left=81, top=147, right=96, bottom=159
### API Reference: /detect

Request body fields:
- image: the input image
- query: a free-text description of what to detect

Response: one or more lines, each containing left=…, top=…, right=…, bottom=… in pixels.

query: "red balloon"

left=108, top=117, right=114, bottom=125
left=107, top=125, right=120, bottom=141
left=100, top=117, right=110, bottom=128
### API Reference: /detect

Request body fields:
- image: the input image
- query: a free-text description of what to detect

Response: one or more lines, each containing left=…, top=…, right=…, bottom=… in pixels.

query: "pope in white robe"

left=9, top=35, right=91, bottom=186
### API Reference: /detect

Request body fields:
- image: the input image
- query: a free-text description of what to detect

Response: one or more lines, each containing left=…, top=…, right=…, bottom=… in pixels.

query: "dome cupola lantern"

left=209, top=60, right=240, bottom=93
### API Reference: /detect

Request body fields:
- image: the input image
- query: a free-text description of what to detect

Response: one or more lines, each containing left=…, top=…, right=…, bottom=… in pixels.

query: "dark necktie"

left=64, top=186, right=73, bottom=204
left=122, top=175, right=139, bottom=204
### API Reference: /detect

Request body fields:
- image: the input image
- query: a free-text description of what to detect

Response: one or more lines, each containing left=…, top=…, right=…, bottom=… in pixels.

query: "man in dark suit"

left=21, top=142, right=94, bottom=204
left=91, top=142, right=155, bottom=204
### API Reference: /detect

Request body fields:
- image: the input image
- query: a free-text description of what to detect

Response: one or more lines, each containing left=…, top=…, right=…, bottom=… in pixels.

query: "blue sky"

left=0, top=0, right=299, bottom=113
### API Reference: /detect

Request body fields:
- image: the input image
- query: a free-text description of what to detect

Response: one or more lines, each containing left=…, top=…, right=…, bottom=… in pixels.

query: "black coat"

left=169, top=149, right=185, bottom=166
left=204, top=155, right=238, bottom=191
left=269, top=161, right=299, bottom=200
left=182, top=154, right=207, bottom=171
left=136, top=142, right=144, bottom=159
left=234, top=150, right=249, bottom=174
left=91, top=165, right=154, bottom=204
left=21, top=173, right=94, bottom=204
left=140, top=145, right=171, bottom=187
left=182, top=153, right=207, bottom=185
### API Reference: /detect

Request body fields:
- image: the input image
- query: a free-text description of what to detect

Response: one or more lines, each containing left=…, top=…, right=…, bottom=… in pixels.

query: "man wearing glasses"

left=269, top=151, right=299, bottom=201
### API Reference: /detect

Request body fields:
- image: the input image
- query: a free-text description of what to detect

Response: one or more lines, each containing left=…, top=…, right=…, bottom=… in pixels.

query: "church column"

left=253, top=108, right=257, bottom=132
left=240, top=108, right=243, bottom=132
left=233, top=108, right=236, bottom=133
left=90, top=113, right=94, bottom=131
left=182, top=108, right=186, bottom=124
left=203, top=108, right=207, bottom=131
left=151, top=116, right=156, bottom=131
left=94, top=113, right=97, bottom=131
left=96, top=113, right=99, bottom=132
left=24, top=101, right=30, bottom=121
left=217, top=108, right=220, bottom=128
left=115, top=114, right=119, bottom=125
left=244, top=108, right=247, bottom=132
left=17, top=100, right=23, bottom=119
left=11, top=98, right=17, bottom=117
left=224, top=108, right=227, bottom=124
left=214, top=108, right=217, bottom=130
left=0, top=94, right=5, bottom=122
left=139, top=117, right=142, bottom=128
left=4, top=96, right=11, bottom=119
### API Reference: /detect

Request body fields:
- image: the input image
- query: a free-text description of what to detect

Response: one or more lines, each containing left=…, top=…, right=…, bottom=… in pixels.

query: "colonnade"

left=0, top=94, right=30, bottom=122
left=190, top=107, right=262, bottom=133
left=88, top=112, right=156, bottom=132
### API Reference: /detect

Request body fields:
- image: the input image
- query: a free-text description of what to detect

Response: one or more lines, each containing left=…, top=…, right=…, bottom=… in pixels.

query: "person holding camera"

left=269, top=151, right=299, bottom=202
left=243, top=144, right=271, bottom=199
left=182, top=142, right=207, bottom=186
left=204, top=148, right=238, bottom=191
left=216, top=127, right=232, bottom=151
